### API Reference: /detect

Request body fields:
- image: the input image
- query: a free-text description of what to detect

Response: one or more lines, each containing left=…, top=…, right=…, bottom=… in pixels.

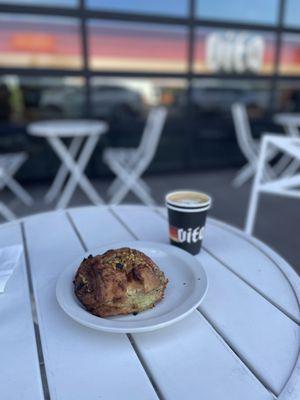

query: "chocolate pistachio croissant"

left=74, top=247, right=168, bottom=317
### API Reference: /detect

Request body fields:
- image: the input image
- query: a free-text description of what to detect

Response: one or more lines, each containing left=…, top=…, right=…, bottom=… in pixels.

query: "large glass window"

left=0, top=0, right=77, bottom=6
left=191, top=79, right=271, bottom=116
left=91, top=77, right=188, bottom=170
left=88, top=20, right=187, bottom=73
left=196, top=0, right=279, bottom=25
left=0, top=75, right=84, bottom=123
left=0, top=14, right=81, bottom=69
left=87, top=0, right=188, bottom=17
left=194, top=28, right=276, bottom=75
left=189, top=79, right=272, bottom=168
left=194, top=28, right=275, bottom=74
left=276, top=81, right=300, bottom=112
left=284, top=0, right=300, bottom=28
left=280, top=34, right=300, bottom=75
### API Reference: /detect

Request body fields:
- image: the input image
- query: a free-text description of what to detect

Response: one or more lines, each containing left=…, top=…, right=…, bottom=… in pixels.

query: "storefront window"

left=197, top=0, right=278, bottom=25
left=0, top=75, right=84, bottom=123
left=284, top=0, right=300, bottom=28
left=91, top=77, right=188, bottom=170
left=86, top=0, right=187, bottom=17
left=88, top=20, right=187, bottom=73
left=0, top=14, right=81, bottom=69
left=276, top=81, right=300, bottom=112
left=279, top=34, right=300, bottom=76
left=194, top=28, right=276, bottom=75
left=0, top=0, right=77, bottom=6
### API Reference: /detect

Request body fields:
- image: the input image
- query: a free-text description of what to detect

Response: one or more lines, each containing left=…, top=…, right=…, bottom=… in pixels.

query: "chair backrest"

left=231, top=102, right=257, bottom=163
left=138, top=106, right=167, bottom=164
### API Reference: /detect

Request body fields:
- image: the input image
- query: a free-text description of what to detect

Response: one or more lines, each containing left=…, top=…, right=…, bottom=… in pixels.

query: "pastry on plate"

left=73, top=247, right=168, bottom=317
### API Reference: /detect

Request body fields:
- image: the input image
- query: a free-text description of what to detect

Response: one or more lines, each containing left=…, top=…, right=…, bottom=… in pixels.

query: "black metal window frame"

left=0, top=0, right=298, bottom=113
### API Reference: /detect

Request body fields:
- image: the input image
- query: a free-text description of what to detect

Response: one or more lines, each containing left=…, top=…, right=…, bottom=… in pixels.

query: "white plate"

left=56, top=241, right=208, bottom=333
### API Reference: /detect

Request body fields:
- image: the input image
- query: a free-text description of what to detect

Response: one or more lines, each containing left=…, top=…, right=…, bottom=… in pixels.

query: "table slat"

left=112, top=206, right=299, bottom=395
left=69, top=206, right=276, bottom=400
left=204, top=220, right=300, bottom=323
left=0, top=222, right=44, bottom=400
left=23, top=211, right=159, bottom=400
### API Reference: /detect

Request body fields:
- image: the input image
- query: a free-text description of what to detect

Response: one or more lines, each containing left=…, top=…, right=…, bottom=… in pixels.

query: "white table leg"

left=47, top=136, right=104, bottom=209
left=245, top=138, right=269, bottom=235
left=45, top=136, right=84, bottom=203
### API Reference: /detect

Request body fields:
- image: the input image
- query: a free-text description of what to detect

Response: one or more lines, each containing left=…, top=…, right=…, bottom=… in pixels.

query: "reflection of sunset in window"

left=0, top=16, right=82, bottom=69
left=280, top=35, right=300, bottom=75
left=88, top=21, right=187, bottom=73
left=11, top=34, right=56, bottom=53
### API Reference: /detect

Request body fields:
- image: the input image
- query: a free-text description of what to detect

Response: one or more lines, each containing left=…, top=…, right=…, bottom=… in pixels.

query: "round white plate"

left=56, top=241, right=208, bottom=333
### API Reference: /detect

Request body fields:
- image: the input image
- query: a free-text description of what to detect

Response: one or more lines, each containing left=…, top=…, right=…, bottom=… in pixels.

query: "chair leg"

left=108, top=159, right=147, bottom=205
left=245, top=139, right=268, bottom=235
left=131, top=181, right=155, bottom=206
left=108, top=175, right=151, bottom=197
left=232, top=163, right=255, bottom=187
left=0, top=201, right=16, bottom=221
left=5, top=176, right=33, bottom=206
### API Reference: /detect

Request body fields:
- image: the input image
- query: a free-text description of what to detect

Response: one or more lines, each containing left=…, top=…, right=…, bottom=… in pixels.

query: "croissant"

left=74, top=247, right=168, bottom=317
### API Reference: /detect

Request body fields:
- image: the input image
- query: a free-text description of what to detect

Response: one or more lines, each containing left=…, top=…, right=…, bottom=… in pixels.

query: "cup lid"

left=166, top=190, right=211, bottom=210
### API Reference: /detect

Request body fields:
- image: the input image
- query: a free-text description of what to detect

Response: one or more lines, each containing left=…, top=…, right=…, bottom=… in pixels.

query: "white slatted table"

left=1, top=205, right=300, bottom=400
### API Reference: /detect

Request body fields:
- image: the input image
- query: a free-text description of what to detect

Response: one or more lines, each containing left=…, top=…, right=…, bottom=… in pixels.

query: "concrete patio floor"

left=3, top=167, right=300, bottom=275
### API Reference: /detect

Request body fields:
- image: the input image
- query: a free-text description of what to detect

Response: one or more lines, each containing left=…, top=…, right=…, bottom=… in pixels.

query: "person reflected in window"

left=0, top=83, right=11, bottom=122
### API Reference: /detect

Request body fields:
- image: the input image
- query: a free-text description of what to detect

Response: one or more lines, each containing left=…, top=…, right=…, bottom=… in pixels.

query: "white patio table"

left=1, top=205, right=299, bottom=400
left=28, top=120, right=108, bottom=209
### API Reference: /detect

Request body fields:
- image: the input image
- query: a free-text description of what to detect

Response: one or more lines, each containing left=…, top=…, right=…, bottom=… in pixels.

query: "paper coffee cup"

left=166, top=191, right=212, bottom=255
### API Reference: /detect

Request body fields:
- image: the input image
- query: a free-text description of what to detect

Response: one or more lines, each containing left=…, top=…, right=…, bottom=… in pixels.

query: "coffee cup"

left=166, top=190, right=212, bottom=255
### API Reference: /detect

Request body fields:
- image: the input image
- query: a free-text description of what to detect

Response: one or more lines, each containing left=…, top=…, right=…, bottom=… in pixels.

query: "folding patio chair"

left=245, top=135, right=300, bottom=234
left=0, top=152, right=33, bottom=221
left=231, top=103, right=275, bottom=187
left=103, top=106, right=167, bottom=206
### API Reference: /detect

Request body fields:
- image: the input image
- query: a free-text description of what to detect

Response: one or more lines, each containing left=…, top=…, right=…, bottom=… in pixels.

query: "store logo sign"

left=205, top=31, right=265, bottom=73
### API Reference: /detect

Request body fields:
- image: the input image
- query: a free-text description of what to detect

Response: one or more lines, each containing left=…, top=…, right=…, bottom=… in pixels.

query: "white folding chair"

left=103, top=107, right=167, bottom=206
left=231, top=103, right=275, bottom=187
left=245, top=135, right=300, bottom=235
left=0, top=152, right=33, bottom=221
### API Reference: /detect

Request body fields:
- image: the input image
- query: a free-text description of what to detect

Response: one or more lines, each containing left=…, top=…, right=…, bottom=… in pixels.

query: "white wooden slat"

left=132, top=313, right=275, bottom=400
left=0, top=222, right=44, bottom=400
left=69, top=206, right=276, bottom=400
left=247, top=238, right=300, bottom=400
left=112, top=205, right=300, bottom=395
left=23, top=211, right=159, bottom=400
left=204, top=220, right=300, bottom=323
left=211, top=219, right=300, bottom=307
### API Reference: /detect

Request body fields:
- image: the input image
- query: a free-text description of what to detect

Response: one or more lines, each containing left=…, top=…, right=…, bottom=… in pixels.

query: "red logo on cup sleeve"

left=169, top=225, right=204, bottom=243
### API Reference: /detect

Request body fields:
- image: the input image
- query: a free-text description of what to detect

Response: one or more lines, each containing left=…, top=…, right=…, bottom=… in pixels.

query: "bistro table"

left=28, top=120, right=108, bottom=209
left=1, top=205, right=299, bottom=400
